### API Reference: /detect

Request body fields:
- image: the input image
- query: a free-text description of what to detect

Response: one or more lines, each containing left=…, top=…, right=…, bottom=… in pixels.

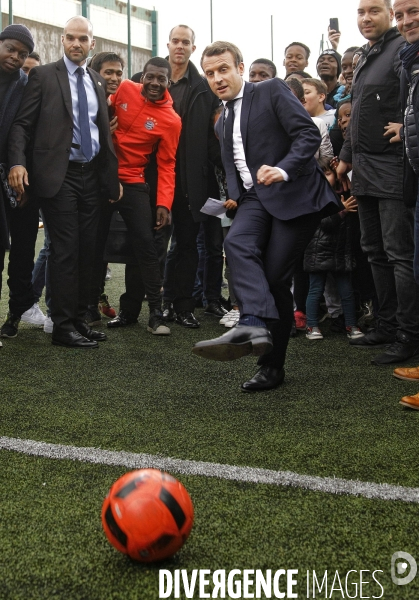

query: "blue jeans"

left=192, top=221, right=224, bottom=305
left=357, top=196, right=419, bottom=339
left=306, top=271, right=356, bottom=327
left=32, top=212, right=51, bottom=315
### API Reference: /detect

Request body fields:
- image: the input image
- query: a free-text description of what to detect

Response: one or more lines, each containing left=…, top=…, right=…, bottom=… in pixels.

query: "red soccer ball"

left=101, top=468, right=194, bottom=562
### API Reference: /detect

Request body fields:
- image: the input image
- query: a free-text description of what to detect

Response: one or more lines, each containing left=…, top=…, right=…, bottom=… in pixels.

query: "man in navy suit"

left=193, top=41, right=338, bottom=392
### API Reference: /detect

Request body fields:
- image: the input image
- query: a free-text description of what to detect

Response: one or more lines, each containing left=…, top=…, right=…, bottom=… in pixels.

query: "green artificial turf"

left=0, top=451, right=418, bottom=600
left=1, top=231, right=419, bottom=599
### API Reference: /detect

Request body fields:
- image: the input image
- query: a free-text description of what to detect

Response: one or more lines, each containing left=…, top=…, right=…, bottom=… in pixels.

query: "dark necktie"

left=222, top=99, right=241, bottom=200
left=76, top=67, right=92, bottom=162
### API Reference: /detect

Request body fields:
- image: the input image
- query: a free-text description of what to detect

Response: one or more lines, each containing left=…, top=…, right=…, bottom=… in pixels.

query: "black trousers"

left=89, top=182, right=162, bottom=317
left=0, top=194, right=39, bottom=317
left=163, top=192, right=223, bottom=313
left=40, top=162, right=102, bottom=333
left=224, top=189, right=321, bottom=370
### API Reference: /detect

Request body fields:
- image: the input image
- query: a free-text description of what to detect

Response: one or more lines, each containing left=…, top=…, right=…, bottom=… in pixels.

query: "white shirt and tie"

left=222, top=81, right=289, bottom=189
left=63, top=54, right=100, bottom=162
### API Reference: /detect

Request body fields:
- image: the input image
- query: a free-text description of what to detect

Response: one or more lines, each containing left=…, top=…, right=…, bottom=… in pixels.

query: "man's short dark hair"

left=285, top=78, right=304, bottom=102
left=250, top=58, right=277, bottom=78
left=169, top=24, right=195, bottom=45
left=284, top=42, right=311, bottom=60
left=284, top=70, right=312, bottom=80
left=28, top=52, right=41, bottom=64
left=89, top=52, right=125, bottom=73
left=143, top=56, right=172, bottom=81
left=201, top=41, right=243, bottom=68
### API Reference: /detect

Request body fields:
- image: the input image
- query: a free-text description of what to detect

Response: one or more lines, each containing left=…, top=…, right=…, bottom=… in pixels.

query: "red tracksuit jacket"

left=110, top=80, right=181, bottom=211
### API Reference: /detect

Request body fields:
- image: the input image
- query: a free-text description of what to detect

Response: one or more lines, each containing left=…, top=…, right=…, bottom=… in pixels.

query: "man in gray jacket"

left=337, top=0, right=419, bottom=365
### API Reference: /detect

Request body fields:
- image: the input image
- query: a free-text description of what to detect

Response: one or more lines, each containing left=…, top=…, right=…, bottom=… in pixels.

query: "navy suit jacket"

left=216, top=79, right=338, bottom=220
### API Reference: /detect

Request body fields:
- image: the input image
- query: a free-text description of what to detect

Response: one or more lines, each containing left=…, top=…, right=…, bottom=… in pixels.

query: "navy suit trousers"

left=224, top=188, right=321, bottom=369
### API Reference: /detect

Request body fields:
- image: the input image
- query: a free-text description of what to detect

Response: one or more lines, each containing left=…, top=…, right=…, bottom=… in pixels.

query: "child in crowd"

left=304, top=159, right=364, bottom=341
left=302, top=78, right=336, bottom=129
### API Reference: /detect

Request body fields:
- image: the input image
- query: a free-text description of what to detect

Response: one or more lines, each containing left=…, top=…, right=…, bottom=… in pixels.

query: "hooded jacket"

left=111, top=80, right=181, bottom=211
left=339, top=27, right=404, bottom=199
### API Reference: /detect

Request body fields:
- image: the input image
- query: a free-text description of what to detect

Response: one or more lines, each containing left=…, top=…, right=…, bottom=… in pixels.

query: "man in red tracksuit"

left=105, top=57, right=181, bottom=335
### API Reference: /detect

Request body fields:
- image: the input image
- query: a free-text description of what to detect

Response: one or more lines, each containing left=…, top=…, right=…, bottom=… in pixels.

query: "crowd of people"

left=1, top=0, right=419, bottom=404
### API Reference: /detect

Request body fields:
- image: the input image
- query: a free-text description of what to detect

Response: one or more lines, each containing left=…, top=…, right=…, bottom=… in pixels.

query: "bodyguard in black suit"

left=194, top=41, right=338, bottom=391
left=8, top=17, right=120, bottom=348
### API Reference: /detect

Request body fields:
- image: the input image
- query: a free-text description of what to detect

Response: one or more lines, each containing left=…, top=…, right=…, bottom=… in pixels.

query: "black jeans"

left=41, top=162, right=102, bottom=332
left=0, top=194, right=39, bottom=317
left=357, top=196, right=419, bottom=339
left=90, top=182, right=162, bottom=317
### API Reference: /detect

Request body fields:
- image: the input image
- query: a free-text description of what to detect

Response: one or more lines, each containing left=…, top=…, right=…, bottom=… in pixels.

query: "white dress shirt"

left=64, top=55, right=100, bottom=162
left=222, top=81, right=288, bottom=188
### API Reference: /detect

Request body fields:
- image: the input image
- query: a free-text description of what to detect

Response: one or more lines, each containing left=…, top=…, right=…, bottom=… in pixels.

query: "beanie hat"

left=0, top=24, right=34, bottom=53
left=316, top=49, right=341, bottom=78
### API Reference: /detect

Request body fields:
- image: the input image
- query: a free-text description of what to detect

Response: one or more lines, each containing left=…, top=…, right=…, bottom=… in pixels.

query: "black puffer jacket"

left=304, top=212, right=355, bottom=273
left=400, top=62, right=419, bottom=207
left=340, top=27, right=404, bottom=199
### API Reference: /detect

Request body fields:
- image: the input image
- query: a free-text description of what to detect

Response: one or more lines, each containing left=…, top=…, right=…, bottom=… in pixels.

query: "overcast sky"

left=140, top=0, right=368, bottom=78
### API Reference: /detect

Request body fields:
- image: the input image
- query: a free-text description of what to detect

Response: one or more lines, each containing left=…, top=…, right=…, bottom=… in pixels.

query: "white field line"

left=1, top=436, right=418, bottom=503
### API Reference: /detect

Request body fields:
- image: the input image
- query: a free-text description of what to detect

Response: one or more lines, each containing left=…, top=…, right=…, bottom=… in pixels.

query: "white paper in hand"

left=200, top=197, right=226, bottom=219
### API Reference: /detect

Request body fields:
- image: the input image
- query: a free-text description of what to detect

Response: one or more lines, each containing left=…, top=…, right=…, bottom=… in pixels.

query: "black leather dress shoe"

left=107, top=310, right=138, bottom=328
left=371, top=333, right=419, bottom=365
left=75, top=321, right=107, bottom=341
left=204, top=301, right=228, bottom=318
left=349, top=327, right=395, bottom=347
left=52, top=330, right=98, bottom=349
left=175, top=311, right=200, bottom=328
left=192, top=324, right=273, bottom=361
left=241, top=366, right=285, bottom=392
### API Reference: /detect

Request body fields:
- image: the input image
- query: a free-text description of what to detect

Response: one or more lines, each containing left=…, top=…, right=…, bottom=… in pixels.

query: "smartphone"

left=329, top=17, right=339, bottom=33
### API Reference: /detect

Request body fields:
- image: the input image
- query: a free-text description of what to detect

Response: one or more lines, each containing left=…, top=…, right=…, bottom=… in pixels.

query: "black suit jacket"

left=215, top=79, right=338, bottom=220
left=8, top=57, right=119, bottom=200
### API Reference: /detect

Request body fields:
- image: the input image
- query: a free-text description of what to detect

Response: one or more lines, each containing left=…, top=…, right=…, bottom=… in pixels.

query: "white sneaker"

left=20, top=303, right=46, bottom=326
left=224, top=309, right=240, bottom=328
left=306, top=326, right=323, bottom=340
left=346, top=325, right=365, bottom=340
left=44, top=316, right=53, bottom=334
left=219, top=308, right=239, bottom=325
